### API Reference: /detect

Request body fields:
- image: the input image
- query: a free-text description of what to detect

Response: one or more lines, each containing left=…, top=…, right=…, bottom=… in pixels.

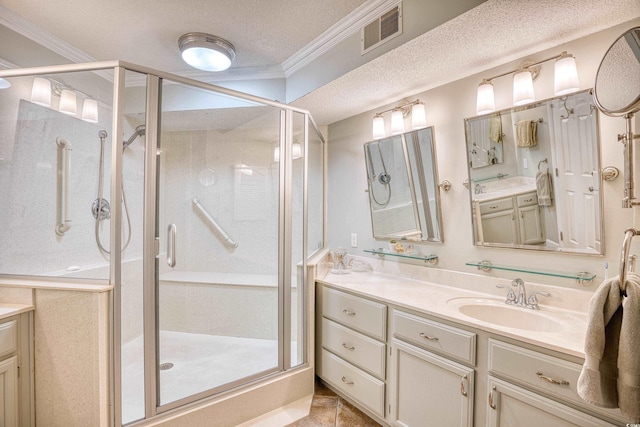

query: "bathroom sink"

left=446, top=297, right=563, bottom=332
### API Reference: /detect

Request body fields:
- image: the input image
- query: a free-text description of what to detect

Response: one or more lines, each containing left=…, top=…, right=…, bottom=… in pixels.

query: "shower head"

left=123, top=125, right=146, bottom=149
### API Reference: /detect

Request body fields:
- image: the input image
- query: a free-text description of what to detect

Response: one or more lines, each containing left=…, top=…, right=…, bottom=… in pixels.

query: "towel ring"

left=537, top=158, right=548, bottom=171
left=619, top=228, right=640, bottom=296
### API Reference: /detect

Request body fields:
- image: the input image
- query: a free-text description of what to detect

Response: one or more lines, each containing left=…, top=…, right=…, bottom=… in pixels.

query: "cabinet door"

left=518, top=205, right=545, bottom=245
left=389, top=339, right=473, bottom=427
left=0, top=356, right=18, bottom=427
left=486, top=376, right=616, bottom=427
left=480, top=209, right=517, bottom=244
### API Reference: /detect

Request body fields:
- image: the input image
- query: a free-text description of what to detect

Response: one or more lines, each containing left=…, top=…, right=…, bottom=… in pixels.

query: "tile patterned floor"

left=285, top=378, right=381, bottom=427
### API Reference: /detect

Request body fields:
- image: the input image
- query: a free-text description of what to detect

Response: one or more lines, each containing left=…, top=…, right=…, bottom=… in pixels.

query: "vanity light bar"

left=372, top=99, right=427, bottom=139
left=476, top=52, right=580, bottom=115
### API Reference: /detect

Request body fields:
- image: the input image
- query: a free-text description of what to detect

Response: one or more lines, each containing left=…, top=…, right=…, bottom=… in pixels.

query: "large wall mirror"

left=464, top=89, right=603, bottom=254
left=364, top=126, right=443, bottom=242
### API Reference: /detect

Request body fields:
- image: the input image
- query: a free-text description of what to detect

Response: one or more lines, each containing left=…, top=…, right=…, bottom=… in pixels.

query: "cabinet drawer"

left=320, top=349, right=385, bottom=417
left=516, top=192, right=538, bottom=207
left=488, top=339, right=625, bottom=422
left=392, top=310, right=476, bottom=365
left=479, top=197, right=513, bottom=215
left=322, top=318, right=386, bottom=379
left=321, top=287, right=386, bottom=341
left=0, top=320, right=17, bottom=359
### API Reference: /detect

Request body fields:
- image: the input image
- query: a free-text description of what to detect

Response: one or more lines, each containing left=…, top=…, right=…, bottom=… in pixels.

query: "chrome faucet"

left=474, top=183, right=484, bottom=194
left=497, top=278, right=550, bottom=310
left=513, top=278, right=527, bottom=306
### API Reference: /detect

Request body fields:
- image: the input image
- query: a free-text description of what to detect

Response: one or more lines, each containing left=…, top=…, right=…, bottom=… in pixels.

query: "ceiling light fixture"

left=179, top=32, right=236, bottom=72
left=475, top=51, right=580, bottom=115
left=0, top=78, right=10, bottom=89
left=372, top=99, right=427, bottom=140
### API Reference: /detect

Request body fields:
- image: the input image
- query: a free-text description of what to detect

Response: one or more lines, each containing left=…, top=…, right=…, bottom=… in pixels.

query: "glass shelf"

left=364, top=249, right=438, bottom=264
left=465, top=260, right=595, bottom=285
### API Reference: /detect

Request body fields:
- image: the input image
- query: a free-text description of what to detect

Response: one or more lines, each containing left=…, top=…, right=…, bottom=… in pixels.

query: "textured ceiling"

left=292, top=0, right=640, bottom=125
left=0, top=0, right=639, bottom=127
left=0, top=0, right=367, bottom=73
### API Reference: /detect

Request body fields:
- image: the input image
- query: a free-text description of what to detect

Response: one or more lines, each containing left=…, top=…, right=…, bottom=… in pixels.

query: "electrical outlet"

left=350, top=233, right=358, bottom=248
left=524, top=158, right=528, bottom=169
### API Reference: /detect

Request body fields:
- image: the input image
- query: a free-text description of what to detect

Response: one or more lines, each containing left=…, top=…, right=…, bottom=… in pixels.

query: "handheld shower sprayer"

left=123, top=125, right=146, bottom=150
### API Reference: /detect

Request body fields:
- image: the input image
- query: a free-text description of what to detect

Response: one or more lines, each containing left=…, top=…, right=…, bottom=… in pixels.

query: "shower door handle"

left=167, top=224, right=176, bottom=268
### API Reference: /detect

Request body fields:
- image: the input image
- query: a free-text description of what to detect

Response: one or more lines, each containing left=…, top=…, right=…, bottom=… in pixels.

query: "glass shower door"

left=155, top=79, right=283, bottom=409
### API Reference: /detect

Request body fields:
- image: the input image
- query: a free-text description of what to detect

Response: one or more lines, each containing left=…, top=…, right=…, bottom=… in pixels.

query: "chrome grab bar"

left=55, top=137, right=72, bottom=236
left=192, top=198, right=238, bottom=248
left=167, top=224, right=176, bottom=268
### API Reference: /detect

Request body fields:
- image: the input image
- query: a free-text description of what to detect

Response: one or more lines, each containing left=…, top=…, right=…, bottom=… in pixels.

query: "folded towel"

left=515, top=120, right=537, bottom=147
left=536, top=170, right=552, bottom=206
left=578, top=274, right=640, bottom=422
left=618, top=275, right=640, bottom=422
left=489, top=116, right=503, bottom=143
left=577, top=277, right=622, bottom=408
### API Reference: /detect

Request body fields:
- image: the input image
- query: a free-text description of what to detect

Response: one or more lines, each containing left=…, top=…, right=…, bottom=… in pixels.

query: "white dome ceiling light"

left=178, top=32, right=236, bottom=72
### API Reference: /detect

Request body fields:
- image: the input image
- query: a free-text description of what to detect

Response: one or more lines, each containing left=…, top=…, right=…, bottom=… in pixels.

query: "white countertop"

left=0, top=303, right=34, bottom=321
left=317, top=271, right=588, bottom=359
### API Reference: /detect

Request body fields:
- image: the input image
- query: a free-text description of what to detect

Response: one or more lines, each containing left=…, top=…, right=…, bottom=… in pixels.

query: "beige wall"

left=327, top=20, right=640, bottom=289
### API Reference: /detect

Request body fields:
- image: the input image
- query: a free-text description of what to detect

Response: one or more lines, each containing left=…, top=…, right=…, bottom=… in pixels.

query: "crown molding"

left=281, top=0, right=402, bottom=77
left=0, top=58, right=18, bottom=69
left=0, top=0, right=401, bottom=84
left=0, top=5, right=96, bottom=64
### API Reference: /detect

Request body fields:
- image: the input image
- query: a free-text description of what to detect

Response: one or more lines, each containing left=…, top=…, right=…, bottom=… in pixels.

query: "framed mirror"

left=364, top=126, right=443, bottom=242
left=464, top=89, right=603, bottom=254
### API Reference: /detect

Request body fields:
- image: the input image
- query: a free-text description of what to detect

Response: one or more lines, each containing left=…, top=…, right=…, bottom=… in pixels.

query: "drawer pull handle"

left=341, top=376, right=354, bottom=385
left=460, top=374, right=468, bottom=396
left=342, top=309, right=356, bottom=316
left=524, top=198, right=533, bottom=202
left=488, top=386, right=497, bottom=410
left=419, top=332, right=439, bottom=341
left=341, top=343, right=355, bottom=351
left=536, top=371, right=569, bottom=386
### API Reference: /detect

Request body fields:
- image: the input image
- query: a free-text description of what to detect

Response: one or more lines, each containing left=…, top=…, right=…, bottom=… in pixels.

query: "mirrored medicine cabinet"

left=364, top=126, right=443, bottom=243
left=464, top=89, right=603, bottom=255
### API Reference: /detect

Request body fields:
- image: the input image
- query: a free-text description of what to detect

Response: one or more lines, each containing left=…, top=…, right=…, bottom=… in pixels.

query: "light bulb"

left=411, top=103, right=427, bottom=129
left=59, top=90, right=77, bottom=115
left=31, top=77, right=51, bottom=107
left=372, top=116, right=385, bottom=139
left=391, top=110, right=405, bottom=135
left=513, top=70, right=535, bottom=106
left=476, top=81, right=495, bottom=115
left=0, top=78, right=10, bottom=89
left=81, top=99, right=99, bottom=123
left=554, top=53, right=579, bottom=96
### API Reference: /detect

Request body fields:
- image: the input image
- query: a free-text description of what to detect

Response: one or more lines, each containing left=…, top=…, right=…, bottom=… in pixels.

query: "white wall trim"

left=0, top=4, right=96, bottom=65
left=281, top=0, right=402, bottom=77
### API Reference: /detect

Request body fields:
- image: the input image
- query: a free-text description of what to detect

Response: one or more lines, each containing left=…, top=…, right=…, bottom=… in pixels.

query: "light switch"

left=350, top=233, right=358, bottom=248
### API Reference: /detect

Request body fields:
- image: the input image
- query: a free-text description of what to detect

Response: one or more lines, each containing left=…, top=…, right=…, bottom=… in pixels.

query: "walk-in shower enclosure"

left=0, top=61, right=325, bottom=425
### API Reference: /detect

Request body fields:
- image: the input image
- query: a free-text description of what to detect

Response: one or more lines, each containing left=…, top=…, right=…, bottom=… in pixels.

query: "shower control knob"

left=92, top=198, right=111, bottom=220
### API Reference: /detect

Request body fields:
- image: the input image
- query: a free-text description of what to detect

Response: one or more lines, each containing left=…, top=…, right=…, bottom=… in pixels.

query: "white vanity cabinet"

left=317, top=286, right=387, bottom=418
left=389, top=310, right=476, bottom=427
left=477, top=191, right=545, bottom=245
left=0, top=313, right=33, bottom=427
left=486, top=339, right=622, bottom=426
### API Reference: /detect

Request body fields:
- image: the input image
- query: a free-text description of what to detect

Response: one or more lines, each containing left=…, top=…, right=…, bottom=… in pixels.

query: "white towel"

left=536, top=170, right=552, bottom=206
left=578, top=274, right=640, bottom=422
left=515, top=120, right=537, bottom=147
